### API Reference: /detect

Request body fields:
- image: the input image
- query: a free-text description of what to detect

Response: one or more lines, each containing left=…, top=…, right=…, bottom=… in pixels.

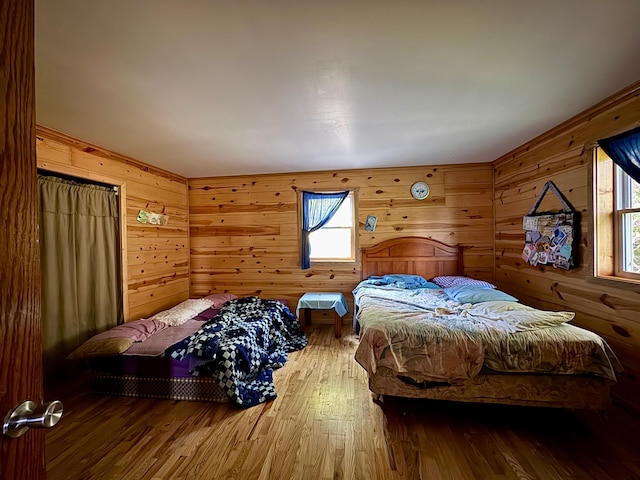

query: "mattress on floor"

left=88, top=355, right=230, bottom=402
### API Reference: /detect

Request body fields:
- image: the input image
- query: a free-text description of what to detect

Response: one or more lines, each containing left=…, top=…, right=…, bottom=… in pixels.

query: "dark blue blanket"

left=167, top=297, right=307, bottom=407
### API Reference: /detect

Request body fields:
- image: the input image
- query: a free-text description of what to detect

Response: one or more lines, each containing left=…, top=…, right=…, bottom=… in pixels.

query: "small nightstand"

left=296, top=292, right=348, bottom=338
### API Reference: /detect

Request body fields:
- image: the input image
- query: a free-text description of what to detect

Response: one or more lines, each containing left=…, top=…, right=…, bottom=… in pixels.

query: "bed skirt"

left=90, top=372, right=230, bottom=403
left=368, top=367, right=613, bottom=410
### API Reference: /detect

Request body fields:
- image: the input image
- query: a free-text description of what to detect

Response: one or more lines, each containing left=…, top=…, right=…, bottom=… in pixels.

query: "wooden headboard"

left=361, top=237, right=463, bottom=280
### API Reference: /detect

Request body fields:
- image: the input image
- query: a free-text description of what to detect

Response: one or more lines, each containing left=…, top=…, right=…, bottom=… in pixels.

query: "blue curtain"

left=598, top=126, right=640, bottom=184
left=301, top=191, right=349, bottom=269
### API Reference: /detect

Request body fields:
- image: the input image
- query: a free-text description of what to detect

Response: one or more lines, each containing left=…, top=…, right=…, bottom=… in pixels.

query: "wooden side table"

left=296, top=292, right=348, bottom=338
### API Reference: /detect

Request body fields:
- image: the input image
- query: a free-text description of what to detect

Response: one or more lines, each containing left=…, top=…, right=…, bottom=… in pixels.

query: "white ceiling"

left=35, top=1, right=640, bottom=178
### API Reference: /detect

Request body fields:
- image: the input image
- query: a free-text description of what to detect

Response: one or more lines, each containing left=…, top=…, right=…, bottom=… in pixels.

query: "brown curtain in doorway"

left=39, top=174, right=122, bottom=377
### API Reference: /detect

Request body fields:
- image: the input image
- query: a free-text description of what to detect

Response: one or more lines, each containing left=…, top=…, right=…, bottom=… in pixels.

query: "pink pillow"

left=192, top=307, right=220, bottom=321
left=85, top=318, right=168, bottom=342
left=204, top=293, right=237, bottom=308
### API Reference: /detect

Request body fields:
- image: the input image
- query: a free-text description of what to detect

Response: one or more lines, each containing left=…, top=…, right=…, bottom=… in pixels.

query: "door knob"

left=3, top=400, right=63, bottom=438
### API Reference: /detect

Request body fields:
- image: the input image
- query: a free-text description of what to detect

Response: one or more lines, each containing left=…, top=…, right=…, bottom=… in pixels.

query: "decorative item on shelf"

left=365, top=215, right=377, bottom=232
left=522, top=181, right=577, bottom=270
left=137, top=209, right=169, bottom=225
left=410, top=181, right=430, bottom=200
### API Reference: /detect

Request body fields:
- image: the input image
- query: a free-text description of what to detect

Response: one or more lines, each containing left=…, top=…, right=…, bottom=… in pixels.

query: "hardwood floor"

left=45, top=325, right=640, bottom=480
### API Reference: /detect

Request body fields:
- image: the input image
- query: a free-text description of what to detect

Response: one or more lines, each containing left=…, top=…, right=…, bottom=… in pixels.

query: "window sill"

left=588, top=274, right=640, bottom=291
left=310, top=260, right=360, bottom=267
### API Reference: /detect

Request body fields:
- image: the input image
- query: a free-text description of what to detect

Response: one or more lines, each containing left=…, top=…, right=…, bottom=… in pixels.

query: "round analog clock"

left=410, top=181, right=430, bottom=200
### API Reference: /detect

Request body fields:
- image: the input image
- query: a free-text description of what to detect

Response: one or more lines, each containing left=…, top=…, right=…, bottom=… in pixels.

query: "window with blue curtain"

left=598, top=126, right=640, bottom=184
left=300, top=191, right=349, bottom=269
left=595, top=127, right=640, bottom=278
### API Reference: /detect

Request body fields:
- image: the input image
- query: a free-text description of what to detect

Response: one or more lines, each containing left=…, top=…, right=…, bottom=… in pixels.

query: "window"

left=309, top=192, right=355, bottom=262
left=593, top=147, right=640, bottom=281
left=615, top=164, right=640, bottom=276
left=299, top=190, right=357, bottom=267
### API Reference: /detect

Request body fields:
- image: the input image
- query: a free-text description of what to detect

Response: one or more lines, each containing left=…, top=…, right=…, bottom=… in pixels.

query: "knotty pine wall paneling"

left=35, top=126, right=190, bottom=321
left=493, top=80, right=640, bottom=412
left=188, top=163, right=494, bottom=319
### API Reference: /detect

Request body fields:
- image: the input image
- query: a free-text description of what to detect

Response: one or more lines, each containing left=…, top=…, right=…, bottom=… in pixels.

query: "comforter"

left=354, top=284, right=623, bottom=385
left=167, top=297, right=307, bottom=407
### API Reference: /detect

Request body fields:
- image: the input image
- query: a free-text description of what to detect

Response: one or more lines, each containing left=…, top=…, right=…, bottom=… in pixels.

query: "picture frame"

left=365, top=215, right=377, bottom=232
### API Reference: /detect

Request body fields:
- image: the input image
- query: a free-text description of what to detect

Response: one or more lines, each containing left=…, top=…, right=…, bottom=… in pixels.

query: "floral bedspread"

left=353, top=285, right=623, bottom=384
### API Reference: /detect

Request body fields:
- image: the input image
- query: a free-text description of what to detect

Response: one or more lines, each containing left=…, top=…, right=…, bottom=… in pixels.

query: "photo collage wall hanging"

left=521, top=181, right=577, bottom=270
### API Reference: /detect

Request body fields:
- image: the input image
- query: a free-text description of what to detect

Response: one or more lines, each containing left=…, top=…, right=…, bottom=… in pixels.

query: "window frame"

left=592, top=146, right=640, bottom=285
left=299, top=189, right=358, bottom=265
left=613, top=164, right=640, bottom=280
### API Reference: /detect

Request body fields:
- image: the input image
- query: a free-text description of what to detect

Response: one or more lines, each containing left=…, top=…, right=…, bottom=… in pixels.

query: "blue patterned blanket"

left=166, top=297, right=307, bottom=407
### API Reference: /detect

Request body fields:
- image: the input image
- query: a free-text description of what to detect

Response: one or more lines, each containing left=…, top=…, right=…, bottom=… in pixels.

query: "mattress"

left=82, top=296, right=306, bottom=406
left=86, top=316, right=231, bottom=402
left=89, top=355, right=230, bottom=402
left=90, top=373, right=229, bottom=402
left=353, top=284, right=623, bottom=385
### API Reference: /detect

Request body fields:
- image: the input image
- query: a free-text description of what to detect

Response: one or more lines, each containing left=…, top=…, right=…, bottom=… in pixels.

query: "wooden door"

left=0, top=1, right=46, bottom=479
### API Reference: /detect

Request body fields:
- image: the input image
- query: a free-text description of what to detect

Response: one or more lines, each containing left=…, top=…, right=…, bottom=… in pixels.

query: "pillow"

left=192, top=307, right=220, bottom=321
left=203, top=293, right=238, bottom=308
left=67, top=338, right=134, bottom=360
left=467, top=301, right=575, bottom=331
left=432, top=275, right=496, bottom=289
left=444, top=285, right=517, bottom=303
left=149, top=298, right=214, bottom=326
left=88, top=318, right=168, bottom=342
left=367, top=274, right=432, bottom=289
left=466, top=301, right=533, bottom=314
left=420, top=281, right=442, bottom=289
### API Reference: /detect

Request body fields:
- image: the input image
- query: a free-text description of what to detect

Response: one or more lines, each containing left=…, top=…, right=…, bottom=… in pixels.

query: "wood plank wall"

left=188, top=163, right=494, bottom=316
left=35, top=127, right=190, bottom=321
left=493, top=80, right=640, bottom=412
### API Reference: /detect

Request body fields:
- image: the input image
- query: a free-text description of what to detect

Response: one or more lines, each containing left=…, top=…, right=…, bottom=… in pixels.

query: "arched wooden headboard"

left=361, top=237, right=463, bottom=280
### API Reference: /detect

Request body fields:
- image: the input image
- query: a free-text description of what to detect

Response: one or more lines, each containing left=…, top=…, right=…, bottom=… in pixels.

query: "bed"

left=354, top=237, right=624, bottom=410
left=68, top=295, right=307, bottom=407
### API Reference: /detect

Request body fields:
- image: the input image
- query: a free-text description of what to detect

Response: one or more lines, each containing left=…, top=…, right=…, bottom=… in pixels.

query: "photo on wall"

left=365, top=215, right=377, bottom=232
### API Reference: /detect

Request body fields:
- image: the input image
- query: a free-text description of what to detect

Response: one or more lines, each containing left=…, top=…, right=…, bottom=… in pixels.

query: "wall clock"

left=410, top=181, right=430, bottom=200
